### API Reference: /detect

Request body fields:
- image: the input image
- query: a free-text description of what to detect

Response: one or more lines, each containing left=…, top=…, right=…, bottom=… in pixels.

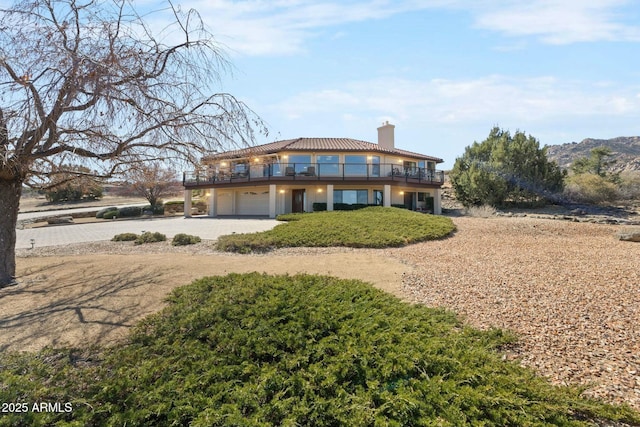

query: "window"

left=418, top=192, right=429, bottom=202
left=373, top=190, right=383, bottom=205
left=344, top=155, right=367, bottom=176
left=231, top=161, right=247, bottom=172
left=287, top=154, right=311, bottom=174
left=334, top=189, right=368, bottom=204
left=369, top=156, right=380, bottom=177
left=317, top=155, right=339, bottom=176
left=403, top=160, right=417, bottom=175
left=231, top=161, right=249, bottom=177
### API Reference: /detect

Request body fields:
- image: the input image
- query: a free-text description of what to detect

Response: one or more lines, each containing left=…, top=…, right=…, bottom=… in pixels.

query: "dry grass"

left=464, top=204, right=497, bottom=217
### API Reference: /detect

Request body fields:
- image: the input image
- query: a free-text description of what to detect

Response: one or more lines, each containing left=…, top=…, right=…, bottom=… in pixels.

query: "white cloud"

left=473, top=0, right=640, bottom=44
left=175, top=0, right=461, bottom=55
left=166, top=0, right=640, bottom=56
left=270, top=75, right=640, bottom=125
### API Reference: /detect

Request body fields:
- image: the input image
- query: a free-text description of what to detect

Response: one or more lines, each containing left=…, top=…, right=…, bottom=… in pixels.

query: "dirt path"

left=2, top=251, right=409, bottom=352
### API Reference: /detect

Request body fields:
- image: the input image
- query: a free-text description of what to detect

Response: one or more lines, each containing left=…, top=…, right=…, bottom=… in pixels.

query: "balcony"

left=183, top=163, right=445, bottom=187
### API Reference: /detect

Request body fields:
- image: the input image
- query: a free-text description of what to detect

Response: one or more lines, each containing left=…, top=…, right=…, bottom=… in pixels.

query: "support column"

left=184, top=189, right=192, bottom=218
left=383, top=185, right=391, bottom=207
left=326, top=184, right=334, bottom=211
left=433, top=188, right=442, bottom=215
left=269, top=184, right=277, bottom=218
left=208, top=189, right=217, bottom=217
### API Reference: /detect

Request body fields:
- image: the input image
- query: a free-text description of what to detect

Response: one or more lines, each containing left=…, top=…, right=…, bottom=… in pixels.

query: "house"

left=182, top=122, right=445, bottom=218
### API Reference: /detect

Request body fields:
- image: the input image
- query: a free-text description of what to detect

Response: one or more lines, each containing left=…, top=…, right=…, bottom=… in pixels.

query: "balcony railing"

left=183, top=163, right=444, bottom=186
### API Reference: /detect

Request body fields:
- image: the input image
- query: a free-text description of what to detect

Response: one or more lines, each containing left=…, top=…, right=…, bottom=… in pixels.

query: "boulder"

left=617, top=229, right=640, bottom=242
left=46, top=216, right=74, bottom=225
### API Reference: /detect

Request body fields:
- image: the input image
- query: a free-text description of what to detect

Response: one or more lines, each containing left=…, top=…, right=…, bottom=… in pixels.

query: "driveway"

left=15, top=216, right=281, bottom=249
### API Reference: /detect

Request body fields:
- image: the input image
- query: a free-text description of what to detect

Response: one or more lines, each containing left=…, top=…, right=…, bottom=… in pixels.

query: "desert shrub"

left=193, top=200, right=207, bottom=214
left=117, top=206, right=142, bottom=217
left=96, top=206, right=117, bottom=218
left=45, top=183, right=103, bottom=202
left=101, top=209, right=120, bottom=219
left=564, top=173, right=618, bottom=204
left=134, top=231, right=167, bottom=245
left=111, top=233, right=139, bottom=242
left=163, top=201, right=183, bottom=214
left=617, top=171, right=640, bottom=200
left=465, top=204, right=497, bottom=218
left=171, top=233, right=201, bottom=246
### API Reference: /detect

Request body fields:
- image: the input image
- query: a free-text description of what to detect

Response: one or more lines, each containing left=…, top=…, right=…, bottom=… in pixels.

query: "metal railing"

left=183, top=163, right=444, bottom=186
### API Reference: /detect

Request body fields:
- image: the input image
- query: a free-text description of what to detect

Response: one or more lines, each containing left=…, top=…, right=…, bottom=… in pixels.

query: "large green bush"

left=450, top=127, right=565, bottom=207
left=101, top=209, right=119, bottom=219
left=1, top=273, right=637, bottom=426
left=117, top=206, right=142, bottom=217
left=216, top=207, right=456, bottom=253
left=142, top=204, right=164, bottom=215
left=95, top=206, right=117, bottom=218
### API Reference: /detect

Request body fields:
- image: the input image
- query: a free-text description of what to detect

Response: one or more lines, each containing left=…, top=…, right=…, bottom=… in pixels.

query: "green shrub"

left=313, top=202, right=327, bottom=211
left=142, top=205, right=164, bottom=215
left=96, top=206, right=117, bottom=218
left=101, top=209, right=120, bottom=219
left=117, top=206, right=142, bottom=217
left=2, top=273, right=637, bottom=426
left=171, top=233, right=202, bottom=246
left=111, top=233, right=139, bottom=242
left=218, top=207, right=456, bottom=253
left=134, top=231, right=167, bottom=245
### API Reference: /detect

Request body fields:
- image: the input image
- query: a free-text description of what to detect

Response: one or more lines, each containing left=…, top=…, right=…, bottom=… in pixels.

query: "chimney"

left=377, top=121, right=395, bottom=149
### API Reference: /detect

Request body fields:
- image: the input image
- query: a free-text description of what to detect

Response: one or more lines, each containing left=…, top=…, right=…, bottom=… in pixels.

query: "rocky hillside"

left=546, top=136, right=640, bottom=172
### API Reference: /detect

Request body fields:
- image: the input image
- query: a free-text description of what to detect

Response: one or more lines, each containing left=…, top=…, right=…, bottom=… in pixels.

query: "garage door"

left=217, top=192, right=233, bottom=215
left=236, top=190, right=269, bottom=215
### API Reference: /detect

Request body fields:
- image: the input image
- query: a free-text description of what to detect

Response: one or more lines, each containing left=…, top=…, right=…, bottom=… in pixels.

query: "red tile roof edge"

left=203, top=137, right=443, bottom=163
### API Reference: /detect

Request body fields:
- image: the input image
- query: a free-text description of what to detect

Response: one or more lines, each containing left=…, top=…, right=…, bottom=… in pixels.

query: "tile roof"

left=204, top=138, right=443, bottom=163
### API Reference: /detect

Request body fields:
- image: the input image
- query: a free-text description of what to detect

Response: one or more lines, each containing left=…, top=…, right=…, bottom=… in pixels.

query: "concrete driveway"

left=16, top=216, right=281, bottom=249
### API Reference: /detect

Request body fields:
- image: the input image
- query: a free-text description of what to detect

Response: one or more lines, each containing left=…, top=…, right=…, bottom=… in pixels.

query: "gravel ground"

left=397, top=216, right=640, bottom=410
left=13, top=215, right=640, bottom=410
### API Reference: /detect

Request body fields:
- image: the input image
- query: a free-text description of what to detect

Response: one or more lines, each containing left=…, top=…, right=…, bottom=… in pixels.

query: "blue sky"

left=166, top=0, right=640, bottom=169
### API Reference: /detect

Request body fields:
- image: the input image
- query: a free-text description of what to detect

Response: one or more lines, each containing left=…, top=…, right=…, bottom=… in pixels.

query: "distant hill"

left=546, top=136, right=640, bottom=173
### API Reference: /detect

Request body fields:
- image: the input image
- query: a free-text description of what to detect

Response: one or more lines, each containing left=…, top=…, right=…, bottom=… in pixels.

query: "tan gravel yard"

left=3, top=215, right=640, bottom=411
left=398, top=217, right=640, bottom=410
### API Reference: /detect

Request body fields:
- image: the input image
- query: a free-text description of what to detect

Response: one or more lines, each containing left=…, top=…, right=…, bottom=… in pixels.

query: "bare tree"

left=0, top=0, right=266, bottom=286
left=126, top=162, right=179, bottom=208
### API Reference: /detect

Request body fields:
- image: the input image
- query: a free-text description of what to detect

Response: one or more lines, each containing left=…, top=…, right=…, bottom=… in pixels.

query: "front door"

left=404, top=191, right=415, bottom=210
left=292, top=189, right=305, bottom=213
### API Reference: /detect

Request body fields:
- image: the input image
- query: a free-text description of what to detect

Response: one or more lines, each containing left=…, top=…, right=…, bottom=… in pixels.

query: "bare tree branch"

left=0, top=0, right=267, bottom=285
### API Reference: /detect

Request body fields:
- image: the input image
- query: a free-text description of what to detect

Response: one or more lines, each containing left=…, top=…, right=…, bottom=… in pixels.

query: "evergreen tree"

left=451, top=127, right=565, bottom=207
